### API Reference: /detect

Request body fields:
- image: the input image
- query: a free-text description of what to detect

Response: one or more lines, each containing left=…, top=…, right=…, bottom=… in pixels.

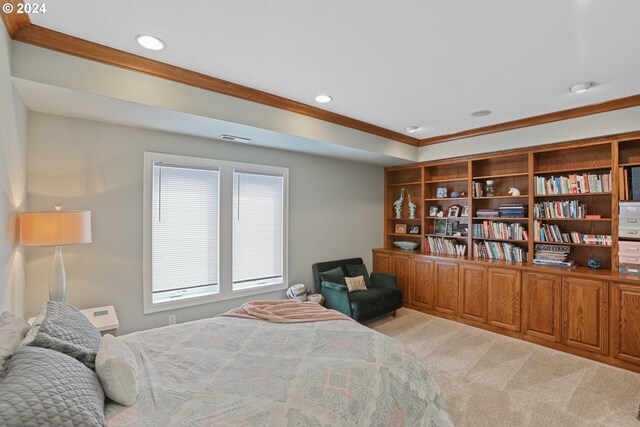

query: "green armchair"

left=311, top=258, right=403, bottom=321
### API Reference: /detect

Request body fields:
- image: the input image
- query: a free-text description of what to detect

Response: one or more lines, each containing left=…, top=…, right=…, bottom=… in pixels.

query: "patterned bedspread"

left=106, top=316, right=452, bottom=426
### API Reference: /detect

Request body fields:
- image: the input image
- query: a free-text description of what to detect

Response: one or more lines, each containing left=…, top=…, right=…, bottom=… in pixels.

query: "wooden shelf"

left=534, top=166, right=612, bottom=175
left=427, top=216, right=469, bottom=219
left=424, top=178, right=468, bottom=183
left=534, top=192, right=612, bottom=197
left=473, top=217, right=526, bottom=221
left=534, top=217, right=611, bottom=222
left=388, top=233, right=422, bottom=237
left=425, top=233, right=467, bottom=239
left=533, top=241, right=612, bottom=248
left=472, top=173, right=528, bottom=180
left=388, top=217, right=422, bottom=221
left=474, top=195, right=528, bottom=199
left=388, top=181, right=421, bottom=187
left=620, top=163, right=640, bottom=167
left=424, top=197, right=468, bottom=201
left=473, top=237, right=528, bottom=243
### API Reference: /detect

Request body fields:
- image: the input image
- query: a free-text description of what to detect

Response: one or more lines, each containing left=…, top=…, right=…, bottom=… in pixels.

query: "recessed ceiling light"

left=471, top=110, right=492, bottom=117
left=404, top=126, right=419, bottom=133
left=315, top=95, right=332, bottom=103
left=569, top=81, right=595, bottom=93
left=135, top=34, right=165, bottom=51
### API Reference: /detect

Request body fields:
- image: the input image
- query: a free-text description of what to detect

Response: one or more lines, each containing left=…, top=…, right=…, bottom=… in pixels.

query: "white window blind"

left=232, top=170, right=284, bottom=290
left=152, top=163, right=219, bottom=302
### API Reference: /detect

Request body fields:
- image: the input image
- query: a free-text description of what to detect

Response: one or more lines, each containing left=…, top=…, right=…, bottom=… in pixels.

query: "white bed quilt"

left=106, top=316, right=452, bottom=426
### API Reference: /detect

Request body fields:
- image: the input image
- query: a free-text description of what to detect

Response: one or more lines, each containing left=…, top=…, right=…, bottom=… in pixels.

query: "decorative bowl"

left=393, top=241, right=420, bottom=250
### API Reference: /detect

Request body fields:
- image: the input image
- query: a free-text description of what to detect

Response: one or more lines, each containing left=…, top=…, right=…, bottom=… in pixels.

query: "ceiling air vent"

left=219, top=134, right=252, bottom=143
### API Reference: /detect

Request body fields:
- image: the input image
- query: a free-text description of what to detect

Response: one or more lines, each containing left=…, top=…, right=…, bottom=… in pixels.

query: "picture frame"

left=447, top=205, right=460, bottom=217
left=408, top=225, right=421, bottom=235
left=446, top=222, right=453, bottom=236
left=436, top=187, right=448, bottom=198
left=395, top=223, right=407, bottom=234
left=433, top=218, right=447, bottom=235
left=428, top=205, right=441, bottom=217
left=461, top=206, right=469, bottom=217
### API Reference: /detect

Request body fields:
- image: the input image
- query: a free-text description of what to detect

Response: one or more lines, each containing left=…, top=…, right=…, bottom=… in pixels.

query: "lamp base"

left=49, top=246, right=67, bottom=302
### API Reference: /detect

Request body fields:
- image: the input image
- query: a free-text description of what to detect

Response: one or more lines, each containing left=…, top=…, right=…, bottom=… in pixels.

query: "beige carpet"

left=366, top=308, right=640, bottom=427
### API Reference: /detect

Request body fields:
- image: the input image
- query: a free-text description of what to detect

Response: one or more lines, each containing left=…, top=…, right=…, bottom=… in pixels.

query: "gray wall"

left=26, top=113, right=384, bottom=333
left=0, top=28, right=28, bottom=316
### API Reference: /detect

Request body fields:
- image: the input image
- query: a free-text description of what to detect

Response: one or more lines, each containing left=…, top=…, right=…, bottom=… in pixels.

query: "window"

left=143, top=152, right=288, bottom=313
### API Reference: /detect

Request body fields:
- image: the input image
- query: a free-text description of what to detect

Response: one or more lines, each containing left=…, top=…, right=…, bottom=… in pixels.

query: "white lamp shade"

left=21, top=210, right=92, bottom=247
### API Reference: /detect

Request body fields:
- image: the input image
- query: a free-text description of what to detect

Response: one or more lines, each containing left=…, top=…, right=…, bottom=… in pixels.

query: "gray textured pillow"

left=0, top=346, right=105, bottom=426
left=0, top=311, right=30, bottom=379
left=24, top=302, right=102, bottom=369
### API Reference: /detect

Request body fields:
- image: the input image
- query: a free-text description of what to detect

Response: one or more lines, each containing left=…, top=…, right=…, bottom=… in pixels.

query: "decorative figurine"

left=393, top=187, right=405, bottom=218
left=450, top=191, right=461, bottom=198
left=587, top=257, right=601, bottom=269
left=407, top=192, right=416, bottom=219
left=485, top=180, right=495, bottom=197
left=508, top=187, right=521, bottom=196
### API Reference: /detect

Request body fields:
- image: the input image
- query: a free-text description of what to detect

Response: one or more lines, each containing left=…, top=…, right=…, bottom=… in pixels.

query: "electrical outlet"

left=168, top=315, right=176, bottom=325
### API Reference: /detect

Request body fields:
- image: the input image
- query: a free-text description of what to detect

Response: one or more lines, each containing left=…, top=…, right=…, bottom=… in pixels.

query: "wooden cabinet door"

left=434, top=262, right=459, bottom=315
left=522, top=272, right=561, bottom=342
left=412, top=258, right=434, bottom=310
left=561, top=277, right=608, bottom=354
left=459, top=264, right=487, bottom=323
left=391, top=254, right=412, bottom=303
left=611, top=283, right=640, bottom=365
left=487, top=268, right=521, bottom=331
left=373, top=252, right=391, bottom=273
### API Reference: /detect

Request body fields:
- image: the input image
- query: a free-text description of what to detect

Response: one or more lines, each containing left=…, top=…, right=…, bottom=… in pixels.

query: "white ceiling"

left=29, top=0, right=640, bottom=139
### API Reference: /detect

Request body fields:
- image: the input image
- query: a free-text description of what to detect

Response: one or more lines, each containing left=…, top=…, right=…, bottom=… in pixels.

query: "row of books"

left=473, top=221, right=528, bottom=241
left=425, top=237, right=466, bottom=255
left=533, top=221, right=612, bottom=245
left=472, top=241, right=527, bottom=262
left=534, top=172, right=611, bottom=195
left=533, top=244, right=576, bottom=267
left=532, top=200, right=587, bottom=219
left=476, top=209, right=499, bottom=217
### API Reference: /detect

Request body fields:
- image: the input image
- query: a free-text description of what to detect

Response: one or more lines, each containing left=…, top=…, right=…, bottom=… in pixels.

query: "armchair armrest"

left=321, top=281, right=353, bottom=318
left=370, top=272, right=398, bottom=290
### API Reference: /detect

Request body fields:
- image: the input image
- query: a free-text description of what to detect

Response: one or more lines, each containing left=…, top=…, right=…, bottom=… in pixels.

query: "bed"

left=0, top=302, right=453, bottom=426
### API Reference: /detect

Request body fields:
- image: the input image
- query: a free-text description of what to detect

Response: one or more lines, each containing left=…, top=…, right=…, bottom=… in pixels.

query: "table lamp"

left=21, top=205, right=92, bottom=302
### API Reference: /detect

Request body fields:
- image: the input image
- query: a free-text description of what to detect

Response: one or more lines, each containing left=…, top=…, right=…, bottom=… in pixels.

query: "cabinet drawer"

left=620, top=255, right=640, bottom=265
left=619, top=265, right=640, bottom=275
left=619, top=241, right=640, bottom=253
left=619, top=228, right=640, bottom=239
left=620, top=217, right=640, bottom=226
left=620, top=202, right=640, bottom=217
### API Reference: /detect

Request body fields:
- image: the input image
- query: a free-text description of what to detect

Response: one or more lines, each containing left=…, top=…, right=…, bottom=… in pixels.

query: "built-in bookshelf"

left=383, top=133, right=640, bottom=273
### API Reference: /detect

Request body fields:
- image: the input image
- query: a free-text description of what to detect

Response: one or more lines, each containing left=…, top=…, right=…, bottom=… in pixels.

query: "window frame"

left=143, top=152, right=289, bottom=314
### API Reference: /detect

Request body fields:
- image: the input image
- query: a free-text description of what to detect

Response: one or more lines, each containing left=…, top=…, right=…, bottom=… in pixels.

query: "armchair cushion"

left=370, top=272, right=399, bottom=290
left=345, top=264, right=372, bottom=288
left=349, top=288, right=403, bottom=321
left=318, top=266, right=347, bottom=286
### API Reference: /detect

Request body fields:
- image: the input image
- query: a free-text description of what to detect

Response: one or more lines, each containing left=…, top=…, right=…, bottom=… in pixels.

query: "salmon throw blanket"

left=220, top=300, right=354, bottom=323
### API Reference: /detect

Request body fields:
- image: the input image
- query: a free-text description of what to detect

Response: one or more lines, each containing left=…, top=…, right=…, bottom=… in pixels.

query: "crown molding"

left=418, top=94, right=640, bottom=146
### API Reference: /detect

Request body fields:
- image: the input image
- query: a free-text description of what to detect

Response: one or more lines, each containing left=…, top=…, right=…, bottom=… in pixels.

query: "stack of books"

left=534, top=172, right=611, bottom=195
left=499, top=203, right=526, bottom=218
left=533, top=244, right=576, bottom=267
left=534, top=221, right=611, bottom=245
left=476, top=208, right=499, bottom=218
left=472, top=241, right=527, bottom=262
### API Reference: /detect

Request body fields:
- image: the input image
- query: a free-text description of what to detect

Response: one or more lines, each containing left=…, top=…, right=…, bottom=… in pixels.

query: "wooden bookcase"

left=377, top=131, right=640, bottom=373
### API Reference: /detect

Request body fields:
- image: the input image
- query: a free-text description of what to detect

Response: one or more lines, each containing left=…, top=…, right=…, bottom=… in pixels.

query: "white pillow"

left=95, top=334, right=138, bottom=406
left=345, top=275, right=368, bottom=292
